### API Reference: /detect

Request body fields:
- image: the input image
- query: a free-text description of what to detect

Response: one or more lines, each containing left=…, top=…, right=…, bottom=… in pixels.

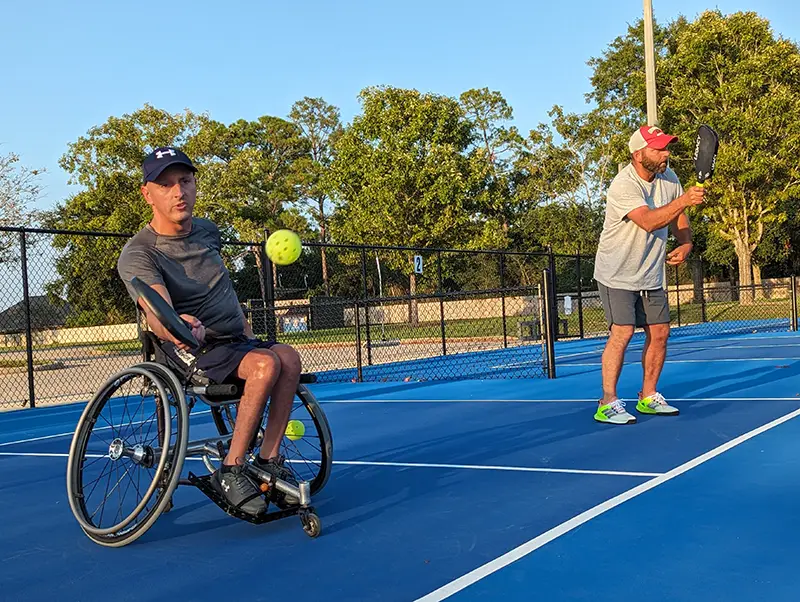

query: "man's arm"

left=670, top=211, right=692, bottom=245
left=666, top=211, right=694, bottom=265
left=138, top=283, right=205, bottom=350
left=626, top=186, right=704, bottom=233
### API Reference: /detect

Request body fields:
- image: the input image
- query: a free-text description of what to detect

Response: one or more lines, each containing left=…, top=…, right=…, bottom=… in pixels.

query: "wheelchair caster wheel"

left=300, top=510, right=321, bottom=538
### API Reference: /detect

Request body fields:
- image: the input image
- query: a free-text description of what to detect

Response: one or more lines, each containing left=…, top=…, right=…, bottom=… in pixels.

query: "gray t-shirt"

left=117, top=218, right=245, bottom=339
left=593, top=163, right=684, bottom=291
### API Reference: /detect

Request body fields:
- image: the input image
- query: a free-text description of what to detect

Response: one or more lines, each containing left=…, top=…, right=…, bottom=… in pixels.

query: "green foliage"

left=43, top=104, right=313, bottom=324
left=588, top=10, right=800, bottom=291
left=520, top=202, right=603, bottom=255
left=41, top=105, right=205, bottom=325
left=32, top=8, right=800, bottom=327
left=189, top=115, right=310, bottom=241
left=662, top=11, right=800, bottom=292
left=328, top=86, right=477, bottom=276
left=459, top=88, right=524, bottom=242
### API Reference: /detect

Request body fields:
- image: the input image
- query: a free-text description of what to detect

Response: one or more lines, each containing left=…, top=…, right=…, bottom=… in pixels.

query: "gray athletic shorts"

left=597, top=283, right=670, bottom=328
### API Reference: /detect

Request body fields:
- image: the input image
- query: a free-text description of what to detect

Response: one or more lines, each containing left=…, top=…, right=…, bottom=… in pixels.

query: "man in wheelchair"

left=117, top=146, right=301, bottom=516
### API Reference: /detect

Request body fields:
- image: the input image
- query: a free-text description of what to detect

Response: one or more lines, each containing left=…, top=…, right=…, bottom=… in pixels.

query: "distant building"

left=0, top=295, right=71, bottom=333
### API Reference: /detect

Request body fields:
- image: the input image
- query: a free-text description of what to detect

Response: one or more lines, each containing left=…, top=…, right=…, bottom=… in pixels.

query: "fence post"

left=260, top=232, right=277, bottom=341
left=354, top=300, right=363, bottom=382
left=542, top=268, right=557, bottom=379
left=791, top=274, right=798, bottom=332
left=19, top=231, right=35, bottom=408
left=437, top=251, right=447, bottom=355
left=500, top=253, right=508, bottom=349
left=674, top=263, right=681, bottom=327
left=360, top=247, right=373, bottom=365
left=700, top=259, right=707, bottom=323
left=575, top=251, right=584, bottom=339
left=547, top=246, right=558, bottom=341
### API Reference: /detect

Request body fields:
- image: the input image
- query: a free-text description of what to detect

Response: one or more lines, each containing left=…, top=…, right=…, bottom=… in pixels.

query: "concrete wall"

left=0, top=323, right=139, bottom=348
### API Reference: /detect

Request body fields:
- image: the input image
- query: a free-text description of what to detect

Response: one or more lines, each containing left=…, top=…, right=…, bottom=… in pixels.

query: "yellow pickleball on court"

left=285, top=419, right=305, bottom=441
left=266, top=229, right=302, bottom=265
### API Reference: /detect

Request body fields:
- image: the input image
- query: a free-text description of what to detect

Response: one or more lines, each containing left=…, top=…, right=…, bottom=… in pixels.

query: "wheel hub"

left=108, top=438, right=124, bottom=461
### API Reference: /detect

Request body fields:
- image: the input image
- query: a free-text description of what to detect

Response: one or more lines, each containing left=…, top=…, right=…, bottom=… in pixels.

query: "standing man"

left=592, top=126, right=705, bottom=424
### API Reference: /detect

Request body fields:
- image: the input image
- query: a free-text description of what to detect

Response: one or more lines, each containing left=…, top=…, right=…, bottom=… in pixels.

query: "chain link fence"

left=1, top=228, right=555, bottom=410
left=550, top=255, right=799, bottom=341
left=1, top=229, right=137, bottom=410
left=3, top=225, right=797, bottom=410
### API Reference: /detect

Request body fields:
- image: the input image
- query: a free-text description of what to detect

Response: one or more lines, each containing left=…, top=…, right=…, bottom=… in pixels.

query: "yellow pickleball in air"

left=285, top=419, right=305, bottom=441
left=266, top=229, right=302, bottom=265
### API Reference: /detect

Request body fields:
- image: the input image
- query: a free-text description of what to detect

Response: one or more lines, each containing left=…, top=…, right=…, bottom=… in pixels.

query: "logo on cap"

left=142, top=146, right=196, bottom=183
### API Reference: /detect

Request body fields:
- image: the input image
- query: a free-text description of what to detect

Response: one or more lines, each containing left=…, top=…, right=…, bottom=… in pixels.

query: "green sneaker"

left=594, top=399, right=636, bottom=425
left=636, top=392, right=679, bottom=416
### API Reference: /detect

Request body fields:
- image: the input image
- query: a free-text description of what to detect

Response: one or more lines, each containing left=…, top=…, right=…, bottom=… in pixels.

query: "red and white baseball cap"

left=628, top=125, right=678, bottom=153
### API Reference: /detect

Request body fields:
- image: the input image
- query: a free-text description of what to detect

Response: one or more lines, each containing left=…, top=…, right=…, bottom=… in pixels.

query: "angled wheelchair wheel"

left=211, top=379, right=333, bottom=496
left=66, top=363, right=189, bottom=547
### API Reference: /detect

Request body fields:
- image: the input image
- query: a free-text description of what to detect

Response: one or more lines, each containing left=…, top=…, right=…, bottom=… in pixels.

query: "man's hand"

left=177, top=314, right=205, bottom=350
left=667, top=243, right=693, bottom=266
left=681, top=186, right=705, bottom=208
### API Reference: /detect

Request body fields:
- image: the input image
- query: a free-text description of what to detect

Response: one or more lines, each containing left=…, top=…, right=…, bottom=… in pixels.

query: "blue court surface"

left=3, top=329, right=800, bottom=601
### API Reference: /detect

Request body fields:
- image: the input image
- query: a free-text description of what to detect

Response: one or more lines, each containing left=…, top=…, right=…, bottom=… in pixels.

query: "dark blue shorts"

left=161, top=335, right=278, bottom=384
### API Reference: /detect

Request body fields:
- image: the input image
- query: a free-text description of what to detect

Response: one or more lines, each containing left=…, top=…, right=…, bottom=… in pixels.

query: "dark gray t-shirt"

left=117, top=218, right=245, bottom=339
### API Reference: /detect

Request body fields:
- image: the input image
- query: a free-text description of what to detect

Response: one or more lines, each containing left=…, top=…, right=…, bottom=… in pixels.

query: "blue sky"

left=1, top=0, right=796, bottom=215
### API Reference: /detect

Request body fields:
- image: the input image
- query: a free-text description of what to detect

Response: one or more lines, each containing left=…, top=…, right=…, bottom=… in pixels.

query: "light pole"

left=643, top=0, right=658, bottom=126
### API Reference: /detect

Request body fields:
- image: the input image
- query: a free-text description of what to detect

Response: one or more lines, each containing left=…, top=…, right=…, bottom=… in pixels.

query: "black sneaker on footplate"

left=213, top=464, right=267, bottom=515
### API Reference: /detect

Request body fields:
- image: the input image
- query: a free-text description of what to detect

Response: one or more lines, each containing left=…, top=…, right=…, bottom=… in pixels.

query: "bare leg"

left=641, top=323, right=670, bottom=398
left=224, top=349, right=281, bottom=466
left=257, top=344, right=302, bottom=461
left=601, top=324, right=634, bottom=403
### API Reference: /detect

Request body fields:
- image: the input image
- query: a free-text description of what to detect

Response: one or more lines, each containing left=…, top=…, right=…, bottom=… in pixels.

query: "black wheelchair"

left=65, top=278, right=333, bottom=548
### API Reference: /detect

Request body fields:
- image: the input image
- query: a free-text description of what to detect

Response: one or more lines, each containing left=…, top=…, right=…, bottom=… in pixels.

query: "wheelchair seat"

left=140, top=331, right=316, bottom=405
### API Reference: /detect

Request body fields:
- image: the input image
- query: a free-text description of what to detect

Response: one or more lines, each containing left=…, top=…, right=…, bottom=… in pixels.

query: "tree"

left=459, top=88, right=524, bottom=248
left=1, top=150, right=43, bottom=263
left=189, top=115, right=310, bottom=301
left=289, top=97, right=343, bottom=296
left=509, top=106, right=619, bottom=257
left=42, top=105, right=205, bottom=325
left=659, top=11, right=800, bottom=303
left=327, top=86, right=477, bottom=323
left=587, top=11, right=800, bottom=304
left=586, top=15, right=683, bottom=129
left=42, top=104, right=313, bottom=324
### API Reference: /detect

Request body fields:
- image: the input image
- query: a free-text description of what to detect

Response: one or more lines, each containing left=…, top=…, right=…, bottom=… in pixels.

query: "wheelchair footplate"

left=188, top=471, right=322, bottom=537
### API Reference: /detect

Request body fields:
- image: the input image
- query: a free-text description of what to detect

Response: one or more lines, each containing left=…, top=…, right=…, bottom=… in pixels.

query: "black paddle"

left=130, top=277, right=199, bottom=349
left=693, top=124, right=719, bottom=187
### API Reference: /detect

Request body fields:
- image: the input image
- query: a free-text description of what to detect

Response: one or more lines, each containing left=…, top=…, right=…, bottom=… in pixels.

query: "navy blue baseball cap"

left=141, top=146, right=197, bottom=183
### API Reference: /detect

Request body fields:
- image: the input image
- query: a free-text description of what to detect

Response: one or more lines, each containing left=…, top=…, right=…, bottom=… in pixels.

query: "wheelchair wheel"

left=210, top=381, right=333, bottom=496
left=66, top=363, right=189, bottom=547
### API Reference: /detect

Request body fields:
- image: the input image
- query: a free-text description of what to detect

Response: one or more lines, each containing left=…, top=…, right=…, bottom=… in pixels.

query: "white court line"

left=0, top=431, right=79, bottom=447
left=563, top=357, right=800, bottom=366
left=554, top=342, right=800, bottom=358
left=0, top=451, right=660, bottom=478
left=0, top=452, right=91, bottom=458
left=327, top=460, right=660, bottom=477
left=414, top=405, right=800, bottom=602
left=319, top=397, right=800, bottom=403
left=0, top=409, right=211, bottom=447
left=495, top=355, right=800, bottom=370
left=3, top=397, right=799, bottom=446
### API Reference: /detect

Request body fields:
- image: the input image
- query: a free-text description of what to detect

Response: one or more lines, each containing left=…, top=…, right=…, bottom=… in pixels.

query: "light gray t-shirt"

left=117, top=218, right=245, bottom=339
left=593, top=163, right=684, bottom=291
